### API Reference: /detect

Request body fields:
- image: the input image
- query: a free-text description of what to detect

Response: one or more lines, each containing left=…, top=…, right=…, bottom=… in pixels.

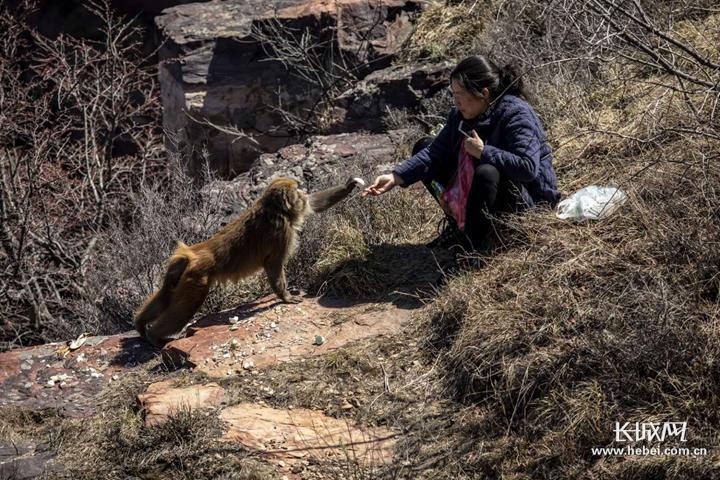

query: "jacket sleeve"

left=480, top=111, right=541, bottom=183
left=392, top=112, right=455, bottom=186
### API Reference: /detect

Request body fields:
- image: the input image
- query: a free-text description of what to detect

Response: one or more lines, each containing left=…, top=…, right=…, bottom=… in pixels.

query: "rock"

left=331, top=60, right=454, bottom=133
left=199, top=129, right=409, bottom=224
left=155, top=0, right=425, bottom=176
left=313, top=335, right=325, bottom=346
left=161, top=294, right=412, bottom=377
left=0, top=333, right=155, bottom=416
left=220, top=403, right=396, bottom=466
left=0, top=442, right=62, bottom=479
left=137, top=381, right=226, bottom=425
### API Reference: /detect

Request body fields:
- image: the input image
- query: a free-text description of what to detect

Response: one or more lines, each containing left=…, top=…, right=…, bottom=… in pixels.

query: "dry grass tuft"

left=288, top=146, right=448, bottom=298
left=399, top=0, right=485, bottom=62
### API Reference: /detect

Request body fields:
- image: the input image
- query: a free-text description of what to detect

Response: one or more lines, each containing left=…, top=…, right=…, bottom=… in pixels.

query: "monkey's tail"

left=134, top=242, right=195, bottom=337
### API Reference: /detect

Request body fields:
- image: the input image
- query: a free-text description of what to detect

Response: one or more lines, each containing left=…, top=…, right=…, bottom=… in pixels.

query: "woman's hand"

left=464, top=130, right=485, bottom=159
left=361, top=173, right=402, bottom=197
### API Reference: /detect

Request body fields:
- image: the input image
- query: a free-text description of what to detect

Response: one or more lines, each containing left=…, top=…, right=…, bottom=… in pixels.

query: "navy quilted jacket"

left=393, top=94, right=560, bottom=207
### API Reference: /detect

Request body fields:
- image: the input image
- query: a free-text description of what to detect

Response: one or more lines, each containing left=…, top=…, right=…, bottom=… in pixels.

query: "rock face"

left=135, top=380, right=396, bottom=475
left=156, top=0, right=425, bottom=177
left=331, top=60, right=453, bottom=133
left=198, top=129, right=411, bottom=222
left=0, top=442, right=62, bottom=479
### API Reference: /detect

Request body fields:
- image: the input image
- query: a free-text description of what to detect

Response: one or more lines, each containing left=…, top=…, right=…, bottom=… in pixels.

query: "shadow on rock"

left=190, top=296, right=283, bottom=330
left=110, top=334, right=160, bottom=367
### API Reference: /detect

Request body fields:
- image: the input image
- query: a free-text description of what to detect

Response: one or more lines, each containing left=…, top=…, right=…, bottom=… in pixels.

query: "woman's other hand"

left=464, top=130, right=485, bottom=159
left=361, top=173, right=402, bottom=196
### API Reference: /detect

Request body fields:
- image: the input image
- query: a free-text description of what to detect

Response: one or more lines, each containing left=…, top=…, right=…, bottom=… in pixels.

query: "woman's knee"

left=412, top=136, right=434, bottom=156
left=474, top=163, right=500, bottom=185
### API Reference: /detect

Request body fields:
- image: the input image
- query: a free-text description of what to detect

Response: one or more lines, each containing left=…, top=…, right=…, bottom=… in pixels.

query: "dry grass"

left=417, top=9, right=720, bottom=474
left=5, top=3, right=720, bottom=480
left=11, top=367, right=279, bottom=480
left=287, top=141, right=451, bottom=298
left=399, top=0, right=485, bottom=63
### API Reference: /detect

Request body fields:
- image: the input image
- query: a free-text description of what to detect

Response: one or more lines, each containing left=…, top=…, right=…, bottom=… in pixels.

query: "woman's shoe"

left=427, top=216, right=468, bottom=249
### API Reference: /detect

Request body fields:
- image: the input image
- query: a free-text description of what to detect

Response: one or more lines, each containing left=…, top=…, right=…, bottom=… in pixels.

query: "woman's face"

left=450, top=80, right=490, bottom=120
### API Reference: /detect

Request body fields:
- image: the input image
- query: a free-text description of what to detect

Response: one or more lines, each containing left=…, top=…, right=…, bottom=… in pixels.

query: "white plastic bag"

left=556, top=185, right=627, bottom=221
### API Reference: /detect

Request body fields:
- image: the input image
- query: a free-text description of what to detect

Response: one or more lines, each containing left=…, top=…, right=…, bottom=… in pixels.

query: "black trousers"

left=412, top=137, right=521, bottom=248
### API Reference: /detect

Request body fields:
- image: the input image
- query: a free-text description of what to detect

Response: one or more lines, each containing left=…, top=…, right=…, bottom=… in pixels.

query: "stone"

left=155, top=0, right=425, bottom=176
left=137, top=381, right=226, bottom=425
left=161, top=294, right=413, bottom=377
left=0, top=442, right=62, bottom=479
left=0, top=333, right=155, bottom=416
left=199, top=129, right=409, bottom=225
left=220, top=403, right=396, bottom=466
left=331, top=60, right=454, bottom=133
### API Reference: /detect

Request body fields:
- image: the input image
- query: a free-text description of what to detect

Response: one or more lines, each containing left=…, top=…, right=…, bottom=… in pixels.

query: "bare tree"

left=0, top=0, right=163, bottom=349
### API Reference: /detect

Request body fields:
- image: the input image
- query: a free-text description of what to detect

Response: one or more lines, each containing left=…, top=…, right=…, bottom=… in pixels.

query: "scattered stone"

left=46, top=374, right=71, bottom=388
left=0, top=331, right=153, bottom=415
left=68, top=332, right=90, bottom=351
left=313, top=335, right=326, bottom=346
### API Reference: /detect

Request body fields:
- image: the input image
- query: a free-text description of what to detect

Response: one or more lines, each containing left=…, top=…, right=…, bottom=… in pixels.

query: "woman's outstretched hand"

left=464, top=129, right=485, bottom=159
left=361, top=173, right=402, bottom=197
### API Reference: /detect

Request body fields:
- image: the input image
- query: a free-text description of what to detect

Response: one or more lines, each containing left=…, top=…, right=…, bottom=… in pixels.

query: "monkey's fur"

left=134, top=176, right=364, bottom=346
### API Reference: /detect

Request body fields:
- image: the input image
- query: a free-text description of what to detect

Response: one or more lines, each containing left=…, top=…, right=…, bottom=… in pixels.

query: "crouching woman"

left=362, top=55, right=560, bottom=251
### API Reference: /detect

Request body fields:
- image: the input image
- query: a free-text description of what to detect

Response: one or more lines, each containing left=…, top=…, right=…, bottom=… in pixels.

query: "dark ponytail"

left=498, top=63, right=525, bottom=97
left=450, top=55, right=528, bottom=101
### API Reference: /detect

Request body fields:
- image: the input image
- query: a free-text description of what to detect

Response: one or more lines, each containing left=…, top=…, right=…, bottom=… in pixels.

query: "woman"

left=362, top=55, right=560, bottom=251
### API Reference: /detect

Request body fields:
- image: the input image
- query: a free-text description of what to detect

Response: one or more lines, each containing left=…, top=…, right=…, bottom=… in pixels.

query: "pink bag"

left=440, top=146, right=475, bottom=231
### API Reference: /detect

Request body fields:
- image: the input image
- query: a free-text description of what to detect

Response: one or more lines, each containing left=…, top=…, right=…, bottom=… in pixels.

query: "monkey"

left=134, top=176, right=365, bottom=346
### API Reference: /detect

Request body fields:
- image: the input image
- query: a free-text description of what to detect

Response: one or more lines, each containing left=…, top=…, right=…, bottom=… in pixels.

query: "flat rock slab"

left=162, top=295, right=413, bottom=377
left=221, top=403, right=396, bottom=468
left=137, top=380, right=226, bottom=425
left=0, top=442, right=62, bottom=479
left=0, top=333, right=154, bottom=415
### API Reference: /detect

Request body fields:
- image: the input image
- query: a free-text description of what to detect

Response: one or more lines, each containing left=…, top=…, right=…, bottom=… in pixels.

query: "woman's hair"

left=450, top=55, right=528, bottom=101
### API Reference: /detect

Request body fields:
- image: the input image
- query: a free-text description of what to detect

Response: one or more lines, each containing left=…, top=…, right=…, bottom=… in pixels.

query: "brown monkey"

left=134, top=176, right=364, bottom=346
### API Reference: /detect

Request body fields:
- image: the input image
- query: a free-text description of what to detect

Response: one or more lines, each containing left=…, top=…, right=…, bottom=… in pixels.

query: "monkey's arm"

left=309, top=177, right=365, bottom=213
